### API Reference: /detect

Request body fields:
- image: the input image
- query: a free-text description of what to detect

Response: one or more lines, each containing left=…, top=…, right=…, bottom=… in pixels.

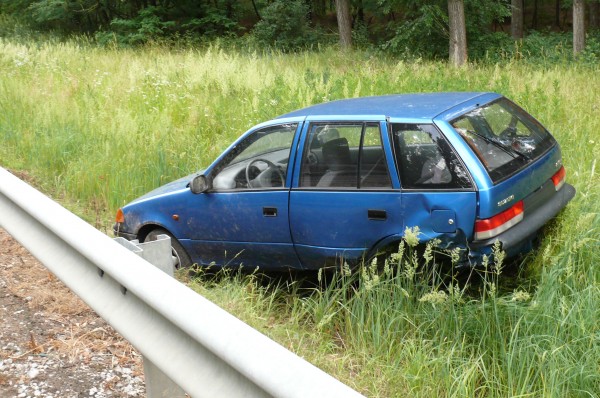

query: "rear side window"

left=452, top=98, right=556, bottom=184
left=392, top=124, right=472, bottom=190
left=299, top=123, right=392, bottom=189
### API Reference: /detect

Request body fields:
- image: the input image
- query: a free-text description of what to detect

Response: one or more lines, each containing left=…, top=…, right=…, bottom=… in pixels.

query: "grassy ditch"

left=0, top=38, right=598, bottom=396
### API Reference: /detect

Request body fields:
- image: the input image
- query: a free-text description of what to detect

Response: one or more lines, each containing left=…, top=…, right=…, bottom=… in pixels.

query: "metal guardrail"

left=0, top=167, right=365, bottom=398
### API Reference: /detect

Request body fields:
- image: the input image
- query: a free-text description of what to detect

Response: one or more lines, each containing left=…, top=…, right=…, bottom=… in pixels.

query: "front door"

left=184, top=122, right=302, bottom=269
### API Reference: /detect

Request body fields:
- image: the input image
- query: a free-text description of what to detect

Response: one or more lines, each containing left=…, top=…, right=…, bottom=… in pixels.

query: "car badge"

left=497, top=194, right=515, bottom=207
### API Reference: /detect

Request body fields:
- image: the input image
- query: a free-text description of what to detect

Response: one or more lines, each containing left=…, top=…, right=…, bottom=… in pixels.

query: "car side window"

left=212, top=124, right=297, bottom=190
left=392, top=123, right=472, bottom=190
left=299, top=123, right=392, bottom=189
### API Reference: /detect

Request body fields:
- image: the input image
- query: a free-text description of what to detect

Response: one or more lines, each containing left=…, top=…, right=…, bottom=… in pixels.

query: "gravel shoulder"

left=0, top=228, right=145, bottom=398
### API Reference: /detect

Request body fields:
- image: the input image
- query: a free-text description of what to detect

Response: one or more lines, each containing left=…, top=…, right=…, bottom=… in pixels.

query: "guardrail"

left=0, top=167, right=365, bottom=398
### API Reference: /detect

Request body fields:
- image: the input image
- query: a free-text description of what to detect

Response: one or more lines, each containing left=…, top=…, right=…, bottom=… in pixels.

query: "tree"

left=448, top=0, right=467, bottom=66
left=335, top=0, right=352, bottom=50
left=252, top=0, right=313, bottom=51
left=573, top=0, right=585, bottom=55
left=511, top=0, right=523, bottom=40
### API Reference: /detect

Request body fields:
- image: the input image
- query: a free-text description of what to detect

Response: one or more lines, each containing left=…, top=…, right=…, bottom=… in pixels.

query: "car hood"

left=130, top=172, right=199, bottom=204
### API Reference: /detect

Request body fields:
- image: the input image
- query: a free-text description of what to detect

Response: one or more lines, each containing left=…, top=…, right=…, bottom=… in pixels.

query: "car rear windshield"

left=451, top=98, right=556, bottom=184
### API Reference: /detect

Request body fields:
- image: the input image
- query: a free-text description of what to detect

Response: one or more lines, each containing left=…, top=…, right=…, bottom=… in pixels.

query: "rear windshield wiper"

left=465, top=129, right=530, bottom=161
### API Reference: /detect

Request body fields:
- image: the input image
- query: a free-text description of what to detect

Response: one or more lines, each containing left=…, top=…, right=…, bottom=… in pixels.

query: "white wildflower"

left=419, top=290, right=448, bottom=305
left=404, top=226, right=421, bottom=247
left=510, top=290, right=531, bottom=302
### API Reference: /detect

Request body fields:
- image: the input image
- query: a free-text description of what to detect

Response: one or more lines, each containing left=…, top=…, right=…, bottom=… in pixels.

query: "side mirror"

left=190, top=174, right=211, bottom=194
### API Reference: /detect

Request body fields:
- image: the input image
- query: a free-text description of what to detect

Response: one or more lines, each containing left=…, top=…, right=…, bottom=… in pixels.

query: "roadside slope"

left=0, top=228, right=145, bottom=398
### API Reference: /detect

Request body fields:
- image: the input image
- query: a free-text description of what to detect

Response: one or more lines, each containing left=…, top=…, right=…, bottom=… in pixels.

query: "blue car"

left=114, top=93, right=575, bottom=269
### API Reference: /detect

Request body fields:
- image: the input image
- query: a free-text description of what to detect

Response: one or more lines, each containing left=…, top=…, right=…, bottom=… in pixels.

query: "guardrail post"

left=114, top=235, right=185, bottom=398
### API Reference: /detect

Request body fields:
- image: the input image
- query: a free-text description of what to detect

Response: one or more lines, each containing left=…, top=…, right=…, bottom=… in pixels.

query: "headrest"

left=322, top=137, right=352, bottom=171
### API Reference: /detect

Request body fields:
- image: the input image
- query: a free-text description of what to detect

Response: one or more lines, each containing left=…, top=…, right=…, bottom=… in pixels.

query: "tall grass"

left=1, top=38, right=598, bottom=396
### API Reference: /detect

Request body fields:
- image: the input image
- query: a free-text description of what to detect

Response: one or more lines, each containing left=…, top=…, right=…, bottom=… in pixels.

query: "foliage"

left=1, top=0, right=244, bottom=44
left=0, top=0, right=595, bottom=61
left=0, top=13, right=37, bottom=39
left=250, top=0, right=320, bottom=51
left=182, top=13, right=240, bottom=38
left=99, top=7, right=176, bottom=46
left=381, top=0, right=511, bottom=59
left=381, top=3, right=449, bottom=59
left=468, top=30, right=600, bottom=66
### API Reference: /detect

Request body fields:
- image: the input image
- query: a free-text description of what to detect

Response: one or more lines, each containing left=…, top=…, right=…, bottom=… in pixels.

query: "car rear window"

left=451, top=98, right=556, bottom=184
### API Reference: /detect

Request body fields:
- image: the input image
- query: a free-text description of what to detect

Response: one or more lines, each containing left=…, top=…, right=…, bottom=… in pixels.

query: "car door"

left=289, top=119, right=404, bottom=269
left=182, top=121, right=303, bottom=269
left=390, top=122, right=477, bottom=251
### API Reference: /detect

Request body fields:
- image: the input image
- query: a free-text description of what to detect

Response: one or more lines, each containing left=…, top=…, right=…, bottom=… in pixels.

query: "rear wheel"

left=144, top=229, right=193, bottom=269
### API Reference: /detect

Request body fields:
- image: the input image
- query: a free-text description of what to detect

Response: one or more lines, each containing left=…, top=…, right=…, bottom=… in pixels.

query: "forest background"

left=2, top=0, right=600, bottom=63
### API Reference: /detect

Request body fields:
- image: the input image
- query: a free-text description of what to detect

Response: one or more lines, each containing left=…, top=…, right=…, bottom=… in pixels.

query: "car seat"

left=317, top=137, right=357, bottom=187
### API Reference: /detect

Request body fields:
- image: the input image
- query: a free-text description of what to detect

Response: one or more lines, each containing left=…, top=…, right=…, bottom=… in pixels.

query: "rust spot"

left=172, top=214, right=180, bottom=221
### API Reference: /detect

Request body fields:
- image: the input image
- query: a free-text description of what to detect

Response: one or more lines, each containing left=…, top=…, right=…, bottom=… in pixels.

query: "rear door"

left=390, top=122, right=477, bottom=247
left=289, top=119, right=403, bottom=269
left=446, top=97, right=560, bottom=220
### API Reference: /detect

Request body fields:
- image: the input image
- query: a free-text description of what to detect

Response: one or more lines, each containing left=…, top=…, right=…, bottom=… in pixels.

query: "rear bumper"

left=470, top=183, right=575, bottom=258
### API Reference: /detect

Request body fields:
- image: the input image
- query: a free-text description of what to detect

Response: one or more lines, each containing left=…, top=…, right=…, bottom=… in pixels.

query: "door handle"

left=263, top=207, right=278, bottom=217
left=368, top=209, right=387, bottom=221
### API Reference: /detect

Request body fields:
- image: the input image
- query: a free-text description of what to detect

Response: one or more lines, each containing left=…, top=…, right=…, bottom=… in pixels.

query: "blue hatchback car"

left=114, top=93, right=575, bottom=269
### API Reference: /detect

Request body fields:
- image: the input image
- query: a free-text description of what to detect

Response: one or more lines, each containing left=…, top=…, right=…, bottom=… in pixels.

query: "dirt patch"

left=0, top=228, right=145, bottom=397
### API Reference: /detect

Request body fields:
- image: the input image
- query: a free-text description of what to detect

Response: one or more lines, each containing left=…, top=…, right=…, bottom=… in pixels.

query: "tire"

left=144, top=229, right=193, bottom=269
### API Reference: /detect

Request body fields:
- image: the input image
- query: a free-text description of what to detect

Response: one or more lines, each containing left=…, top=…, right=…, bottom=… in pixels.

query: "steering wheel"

left=500, top=116, right=520, bottom=140
left=245, top=158, right=285, bottom=188
left=499, top=126, right=518, bottom=140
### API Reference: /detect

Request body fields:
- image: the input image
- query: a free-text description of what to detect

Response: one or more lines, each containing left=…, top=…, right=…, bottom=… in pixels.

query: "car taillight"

left=474, top=201, right=524, bottom=241
left=551, top=166, right=566, bottom=191
left=115, top=208, right=125, bottom=223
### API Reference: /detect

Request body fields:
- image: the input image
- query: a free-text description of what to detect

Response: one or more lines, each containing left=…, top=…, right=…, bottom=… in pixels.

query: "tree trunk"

left=335, top=0, right=352, bottom=50
left=590, top=1, right=600, bottom=31
left=573, top=0, right=585, bottom=55
left=511, top=0, right=524, bottom=39
left=448, top=0, right=467, bottom=67
left=250, top=0, right=261, bottom=20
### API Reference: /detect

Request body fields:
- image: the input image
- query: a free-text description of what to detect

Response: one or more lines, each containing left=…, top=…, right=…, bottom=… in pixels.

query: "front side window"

left=299, top=123, right=392, bottom=189
left=392, top=123, right=472, bottom=190
left=452, top=98, right=556, bottom=183
left=212, top=124, right=297, bottom=190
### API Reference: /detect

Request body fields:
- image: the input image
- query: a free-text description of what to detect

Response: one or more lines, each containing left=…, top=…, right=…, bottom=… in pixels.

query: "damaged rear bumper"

left=469, top=182, right=576, bottom=260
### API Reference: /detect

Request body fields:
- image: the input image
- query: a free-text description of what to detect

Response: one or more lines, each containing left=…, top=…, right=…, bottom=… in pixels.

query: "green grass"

left=1, top=37, right=599, bottom=396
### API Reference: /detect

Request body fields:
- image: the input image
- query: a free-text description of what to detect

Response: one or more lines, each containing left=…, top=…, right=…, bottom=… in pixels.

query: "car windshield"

left=451, top=98, right=556, bottom=183
left=229, top=125, right=296, bottom=165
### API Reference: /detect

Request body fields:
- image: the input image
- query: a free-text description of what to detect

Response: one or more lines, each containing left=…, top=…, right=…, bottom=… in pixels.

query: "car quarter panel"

left=401, top=191, right=477, bottom=245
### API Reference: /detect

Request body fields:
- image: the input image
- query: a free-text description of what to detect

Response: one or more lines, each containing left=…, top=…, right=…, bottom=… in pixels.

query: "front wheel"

left=144, top=229, right=193, bottom=269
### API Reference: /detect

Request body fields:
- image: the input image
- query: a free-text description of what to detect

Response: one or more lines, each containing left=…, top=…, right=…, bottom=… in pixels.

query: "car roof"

left=277, top=92, right=496, bottom=120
